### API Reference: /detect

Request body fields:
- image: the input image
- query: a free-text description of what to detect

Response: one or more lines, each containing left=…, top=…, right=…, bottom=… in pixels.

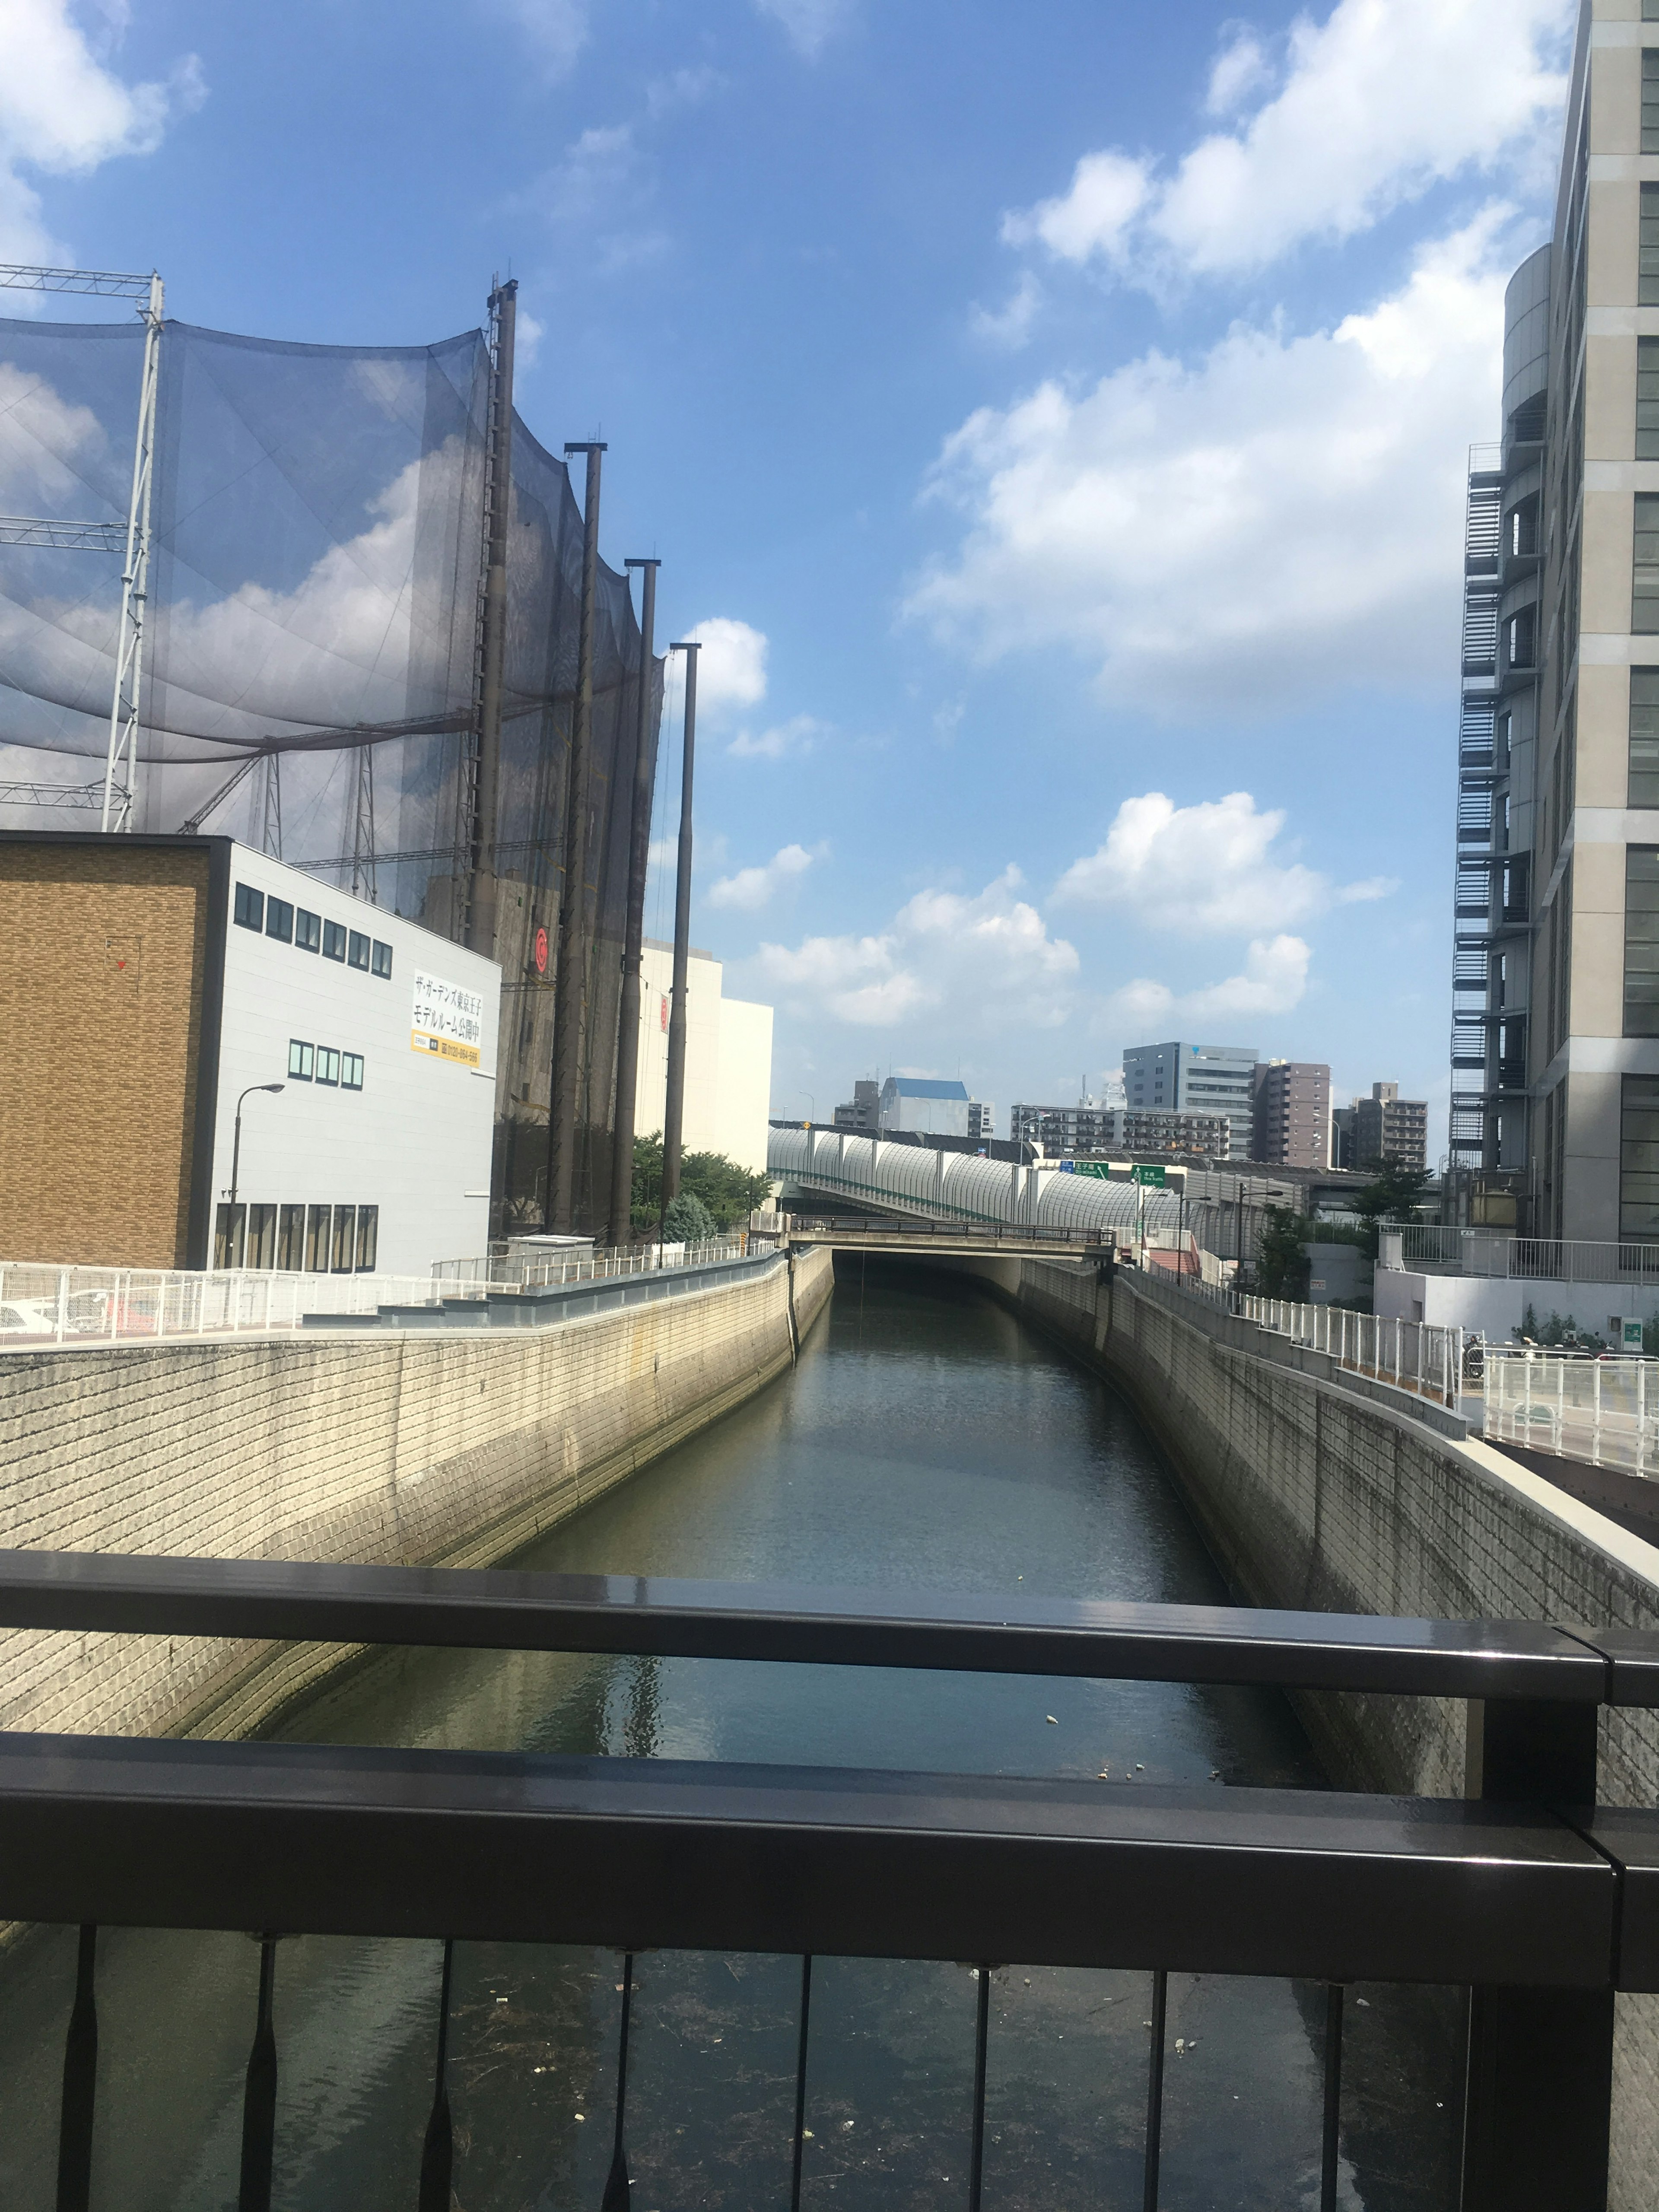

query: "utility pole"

left=467, top=278, right=518, bottom=959
left=547, top=439, right=606, bottom=1231
left=662, top=640, right=699, bottom=1209
left=608, top=557, right=660, bottom=1248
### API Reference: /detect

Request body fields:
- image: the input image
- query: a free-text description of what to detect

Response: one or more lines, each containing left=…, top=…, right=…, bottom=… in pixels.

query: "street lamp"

left=228, top=1084, right=285, bottom=1211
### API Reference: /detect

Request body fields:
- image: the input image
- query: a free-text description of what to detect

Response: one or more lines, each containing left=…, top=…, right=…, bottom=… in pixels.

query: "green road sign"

left=1131, top=1163, right=1167, bottom=1188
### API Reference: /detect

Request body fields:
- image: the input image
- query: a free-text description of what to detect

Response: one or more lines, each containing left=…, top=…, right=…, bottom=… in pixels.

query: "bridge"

left=786, top=1215, right=1117, bottom=1261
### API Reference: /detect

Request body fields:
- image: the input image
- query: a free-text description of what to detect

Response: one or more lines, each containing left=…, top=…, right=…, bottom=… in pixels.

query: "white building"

left=632, top=938, right=773, bottom=1172
left=879, top=1076, right=971, bottom=1138
left=214, top=844, right=500, bottom=1276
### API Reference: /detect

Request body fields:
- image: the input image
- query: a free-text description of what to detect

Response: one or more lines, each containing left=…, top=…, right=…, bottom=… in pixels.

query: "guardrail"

left=1, top=1550, right=1653, bottom=2211
left=0, top=1238, right=754, bottom=1350
left=788, top=1215, right=1113, bottom=1248
left=1384, top=1225, right=1659, bottom=1285
left=1236, top=1291, right=1464, bottom=1411
left=1485, top=1350, right=1659, bottom=1478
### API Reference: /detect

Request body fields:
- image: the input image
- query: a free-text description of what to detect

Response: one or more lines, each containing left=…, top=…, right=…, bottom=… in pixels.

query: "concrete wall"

left=0, top=1245, right=833, bottom=1751
left=966, top=1253, right=1659, bottom=2207
left=1376, top=1264, right=1659, bottom=1341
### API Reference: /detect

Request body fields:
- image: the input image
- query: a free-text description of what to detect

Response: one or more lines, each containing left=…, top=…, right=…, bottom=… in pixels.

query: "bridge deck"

left=788, top=1223, right=1112, bottom=1259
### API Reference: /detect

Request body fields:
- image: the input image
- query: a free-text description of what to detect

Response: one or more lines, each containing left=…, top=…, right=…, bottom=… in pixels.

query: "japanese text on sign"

left=411, top=970, right=485, bottom=1069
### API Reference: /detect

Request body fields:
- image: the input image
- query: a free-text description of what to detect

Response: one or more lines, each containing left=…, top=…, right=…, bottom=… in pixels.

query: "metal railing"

left=435, top=1236, right=747, bottom=1289
left=0, top=1239, right=754, bottom=1350
left=0, top=1548, right=1651, bottom=2212
left=1383, top=1225, right=1659, bottom=1284
left=788, top=1215, right=1112, bottom=1249
left=1238, top=1292, right=1465, bottom=1410
left=1484, top=1350, right=1659, bottom=1478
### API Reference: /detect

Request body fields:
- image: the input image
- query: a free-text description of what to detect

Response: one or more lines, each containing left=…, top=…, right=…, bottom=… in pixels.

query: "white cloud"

left=494, top=0, right=588, bottom=76
left=909, top=212, right=1510, bottom=713
left=754, top=866, right=1077, bottom=1030
left=728, top=712, right=822, bottom=761
left=752, top=0, right=852, bottom=58
left=514, top=309, right=545, bottom=369
left=1205, top=27, right=1272, bottom=117
left=1004, top=0, right=1569, bottom=283
left=707, top=841, right=817, bottom=911
left=540, top=124, right=636, bottom=223
left=1055, top=789, right=1394, bottom=935
left=970, top=270, right=1043, bottom=351
left=0, top=0, right=203, bottom=262
left=1107, top=934, right=1312, bottom=1033
left=682, top=615, right=768, bottom=718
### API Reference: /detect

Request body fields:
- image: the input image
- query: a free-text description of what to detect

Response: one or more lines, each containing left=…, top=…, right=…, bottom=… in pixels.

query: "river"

left=0, top=1261, right=1463, bottom=2209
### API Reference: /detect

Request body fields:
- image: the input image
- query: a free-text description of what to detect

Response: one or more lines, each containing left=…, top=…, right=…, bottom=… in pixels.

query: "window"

left=305, top=1204, right=330, bottom=1272
left=341, top=1052, right=364, bottom=1090
left=316, top=1046, right=340, bottom=1086
left=246, top=1203, right=276, bottom=1268
left=1624, top=1076, right=1659, bottom=1240
left=322, top=919, right=347, bottom=963
left=1628, top=848, right=1659, bottom=1036
left=348, top=930, right=371, bottom=972
left=1641, top=340, right=1659, bottom=462
left=371, top=939, right=393, bottom=979
left=1644, top=185, right=1659, bottom=307
left=1646, top=49, right=1659, bottom=153
left=295, top=908, right=321, bottom=953
left=331, top=1204, right=356, bottom=1272
left=1506, top=606, right=1536, bottom=670
left=287, top=1039, right=314, bottom=1080
left=277, top=1204, right=304, bottom=1270
left=1634, top=674, right=1659, bottom=808
left=233, top=883, right=264, bottom=931
left=265, top=896, right=294, bottom=944
left=1637, top=496, right=1659, bottom=633
left=214, top=1204, right=246, bottom=1270
left=355, top=1204, right=378, bottom=1272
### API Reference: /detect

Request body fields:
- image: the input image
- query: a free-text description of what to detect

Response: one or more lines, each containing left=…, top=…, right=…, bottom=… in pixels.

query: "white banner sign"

left=411, top=970, right=485, bottom=1068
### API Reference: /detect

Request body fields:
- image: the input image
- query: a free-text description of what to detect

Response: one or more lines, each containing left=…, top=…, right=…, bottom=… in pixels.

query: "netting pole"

left=547, top=440, right=607, bottom=1230
left=102, top=272, right=163, bottom=833
left=467, top=278, right=517, bottom=959
left=608, top=558, right=661, bottom=1248
left=662, top=640, right=700, bottom=1209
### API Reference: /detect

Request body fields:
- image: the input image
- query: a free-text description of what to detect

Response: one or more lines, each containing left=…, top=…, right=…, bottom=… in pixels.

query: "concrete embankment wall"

left=0, top=1245, right=833, bottom=1748
left=944, top=1251, right=1659, bottom=2206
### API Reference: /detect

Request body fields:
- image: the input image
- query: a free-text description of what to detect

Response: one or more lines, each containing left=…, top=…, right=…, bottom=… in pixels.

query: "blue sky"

left=0, top=0, right=1577, bottom=1146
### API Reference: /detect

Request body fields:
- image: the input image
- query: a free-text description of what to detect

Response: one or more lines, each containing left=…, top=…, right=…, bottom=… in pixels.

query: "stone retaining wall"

left=0, top=1245, right=833, bottom=1748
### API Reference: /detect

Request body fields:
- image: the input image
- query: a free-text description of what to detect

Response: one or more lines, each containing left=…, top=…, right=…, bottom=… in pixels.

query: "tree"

left=662, top=1190, right=718, bottom=1243
left=1256, top=1207, right=1311, bottom=1297
left=629, top=1132, right=772, bottom=1235
left=1351, top=1158, right=1431, bottom=1257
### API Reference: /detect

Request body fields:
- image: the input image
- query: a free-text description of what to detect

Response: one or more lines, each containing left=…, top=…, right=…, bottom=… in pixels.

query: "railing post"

left=1461, top=1699, right=1611, bottom=2211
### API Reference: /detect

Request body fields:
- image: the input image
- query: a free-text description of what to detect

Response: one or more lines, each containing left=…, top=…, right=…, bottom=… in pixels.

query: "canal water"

left=0, top=1262, right=1464, bottom=2209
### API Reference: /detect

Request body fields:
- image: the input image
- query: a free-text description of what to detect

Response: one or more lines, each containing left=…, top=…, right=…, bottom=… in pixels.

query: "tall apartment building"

left=1123, top=1041, right=1258, bottom=1159
left=833, top=1079, right=880, bottom=1132
left=1250, top=1059, right=1331, bottom=1168
left=1451, top=1, right=1659, bottom=1241
left=1352, top=1082, right=1429, bottom=1176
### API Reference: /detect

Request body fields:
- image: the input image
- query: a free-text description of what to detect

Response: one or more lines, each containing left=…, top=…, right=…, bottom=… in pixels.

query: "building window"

left=371, top=939, right=393, bottom=980
left=1627, top=848, right=1659, bottom=1036
left=348, top=930, right=371, bottom=972
left=1645, top=185, right=1659, bottom=307
left=1623, top=1076, right=1659, bottom=1241
left=287, top=1039, right=314, bottom=1080
left=265, top=896, right=294, bottom=944
left=295, top=907, right=321, bottom=953
left=322, top=919, right=347, bottom=963
left=305, top=1204, right=330, bottom=1272
left=233, top=883, right=264, bottom=931
left=316, top=1046, right=340, bottom=1086
left=246, top=1202, right=276, bottom=1268
left=355, top=1204, right=379, bottom=1271
left=214, top=1203, right=246, bottom=1270
left=331, top=1205, right=356, bottom=1272
left=1633, top=674, right=1659, bottom=808
left=341, top=1052, right=364, bottom=1090
left=1646, top=49, right=1659, bottom=153
left=1641, top=340, right=1659, bottom=462
left=1637, top=497, right=1659, bottom=633
left=277, top=1204, right=304, bottom=1270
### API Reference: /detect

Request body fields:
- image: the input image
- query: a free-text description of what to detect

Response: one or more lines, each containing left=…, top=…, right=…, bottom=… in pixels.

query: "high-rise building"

left=1251, top=1060, right=1331, bottom=1168
left=968, top=1100, right=995, bottom=1141
left=833, top=1079, right=880, bottom=1132
left=1352, top=1083, right=1428, bottom=1176
left=1451, top=5, right=1659, bottom=1241
left=1122, top=1041, right=1258, bottom=1158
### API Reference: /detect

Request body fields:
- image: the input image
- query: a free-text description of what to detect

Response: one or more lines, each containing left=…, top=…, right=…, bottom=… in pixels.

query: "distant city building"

left=1100, top=1068, right=1127, bottom=1112
left=833, top=1079, right=880, bottom=1132
left=1352, top=1082, right=1428, bottom=1175
left=1123, top=1041, right=1258, bottom=1158
left=968, top=1100, right=995, bottom=1141
left=1009, top=1103, right=1230, bottom=1158
left=879, top=1075, right=971, bottom=1137
left=634, top=938, right=773, bottom=1173
left=1251, top=1060, right=1331, bottom=1169
left=1331, top=1104, right=1356, bottom=1171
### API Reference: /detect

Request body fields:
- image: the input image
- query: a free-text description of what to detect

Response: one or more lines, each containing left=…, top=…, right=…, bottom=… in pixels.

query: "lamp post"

left=228, top=1083, right=284, bottom=1219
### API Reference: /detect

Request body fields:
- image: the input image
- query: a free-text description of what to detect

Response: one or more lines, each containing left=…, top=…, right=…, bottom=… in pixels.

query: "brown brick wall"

left=0, top=844, right=209, bottom=1266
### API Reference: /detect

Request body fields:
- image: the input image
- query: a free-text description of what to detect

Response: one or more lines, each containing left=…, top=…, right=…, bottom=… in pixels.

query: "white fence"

left=1241, top=1293, right=1465, bottom=1411
left=1384, top=1225, right=1659, bottom=1285
left=0, top=1237, right=754, bottom=1350
left=433, top=1238, right=748, bottom=1290
left=1484, top=1351, right=1659, bottom=1477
